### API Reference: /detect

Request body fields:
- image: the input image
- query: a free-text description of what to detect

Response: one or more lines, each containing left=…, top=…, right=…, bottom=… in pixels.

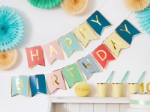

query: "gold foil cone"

left=61, top=0, right=88, bottom=15
left=0, top=49, right=18, bottom=70
left=123, top=0, right=150, bottom=11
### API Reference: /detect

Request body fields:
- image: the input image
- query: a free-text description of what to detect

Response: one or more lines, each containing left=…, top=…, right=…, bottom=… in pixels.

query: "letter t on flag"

left=92, top=44, right=115, bottom=69
left=26, top=46, right=45, bottom=68
left=62, top=63, right=83, bottom=88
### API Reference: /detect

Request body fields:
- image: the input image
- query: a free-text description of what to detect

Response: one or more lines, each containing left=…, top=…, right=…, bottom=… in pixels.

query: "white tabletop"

left=127, top=108, right=150, bottom=112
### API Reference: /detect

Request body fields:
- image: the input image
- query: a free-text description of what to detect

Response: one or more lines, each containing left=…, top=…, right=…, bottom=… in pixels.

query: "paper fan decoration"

left=123, top=0, right=150, bottom=11
left=0, top=6, right=24, bottom=51
left=61, top=0, right=88, bottom=15
left=136, top=5, right=150, bottom=35
left=28, top=0, right=62, bottom=8
left=0, top=49, right=18, bottom=70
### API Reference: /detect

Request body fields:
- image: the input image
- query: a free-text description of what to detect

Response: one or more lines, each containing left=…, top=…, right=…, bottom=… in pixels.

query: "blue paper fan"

left=136, top=5, right=150, bottom=35
left=0, top=6, right=24, bottom=51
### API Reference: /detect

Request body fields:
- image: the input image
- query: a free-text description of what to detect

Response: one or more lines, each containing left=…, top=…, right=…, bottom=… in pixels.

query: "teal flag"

left=59, top=32, right=82, bottom=57
left=11, top=76, right=29, bottom=97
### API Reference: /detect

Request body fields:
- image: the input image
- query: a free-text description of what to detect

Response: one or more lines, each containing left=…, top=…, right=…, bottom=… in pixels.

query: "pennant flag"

left=46, top=70, right=66, bottom=94
left=92, top=44, right=115, bottom=69
left=87, top=10, right=111, bottom=35
left=29, top=74, right=47, bottom=97
left=26, top=46, right=45, bottom=68
left=103, top=32, right=130, bottom=57
left=77, top=54, right=100, bottom=79
left=11, top=76, right=29, bottom=97
left=42, top=40, right=64, bottom=64
left=62, top=63, right=83, bottom=88
left=74, top=22, right=98, bottom=47
left=59, top=32, right=82, bottom=57
left=116, top=20, right=140, bottom=45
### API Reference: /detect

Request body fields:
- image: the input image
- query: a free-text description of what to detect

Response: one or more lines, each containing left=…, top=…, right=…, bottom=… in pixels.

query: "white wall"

left=0, top=0, right=150, bottom=112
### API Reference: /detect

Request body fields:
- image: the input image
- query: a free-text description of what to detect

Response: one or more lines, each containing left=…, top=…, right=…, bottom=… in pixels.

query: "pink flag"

left=42, top=40, right=64, bottom=64
left=46, top=70, right=66, bottom=94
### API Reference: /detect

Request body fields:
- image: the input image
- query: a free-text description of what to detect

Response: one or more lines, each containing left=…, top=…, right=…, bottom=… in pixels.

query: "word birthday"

left=12, top=19, right=140, bottom=97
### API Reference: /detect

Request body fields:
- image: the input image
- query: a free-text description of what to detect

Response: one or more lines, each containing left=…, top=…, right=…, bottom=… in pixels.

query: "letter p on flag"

left=92, top=44, right=115, bottom=69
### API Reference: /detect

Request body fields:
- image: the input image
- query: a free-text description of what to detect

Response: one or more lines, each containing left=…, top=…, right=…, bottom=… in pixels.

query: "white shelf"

left=49, top=97, right=129, bottom=104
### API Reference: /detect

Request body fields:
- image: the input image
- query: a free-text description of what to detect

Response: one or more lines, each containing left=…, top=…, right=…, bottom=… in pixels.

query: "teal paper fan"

left=0, top=6, right=24, bottom=51
left=136, top=5, right=150, bottom=35
left=28, top=0, right=62, bottom=8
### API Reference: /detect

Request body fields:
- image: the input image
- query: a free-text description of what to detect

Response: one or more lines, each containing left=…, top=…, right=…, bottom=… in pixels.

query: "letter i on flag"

left=77, top=54, right=100, bottom=79
left=42, top=40, right=64, bottom=64
left=115, top=20, right=140, bottom=45
left=11, top=76, right=29, bottom=97
left=62, top=63, right=83, bottom=88
left=59, top=32, right=82, bottom=57
left=46, top=70, right=66, bottom=94
left=92, top=44, right=115, bottom=69
left=29, top=74, right=47, bottom=97
left=26, top=46, right=45, bottom=68
left=87, top=11, right=111, bottom=35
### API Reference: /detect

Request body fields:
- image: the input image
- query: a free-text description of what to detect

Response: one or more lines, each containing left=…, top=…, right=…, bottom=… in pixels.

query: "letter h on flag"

left=26, top=46, right=45, bottom=68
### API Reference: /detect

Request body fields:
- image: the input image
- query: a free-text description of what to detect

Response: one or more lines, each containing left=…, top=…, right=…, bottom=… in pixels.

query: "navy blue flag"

left=87, top=11, right=111, bottom=35
left=30, top=74, right=47, bottom=97
left=116, top=20, right=140, bottom=44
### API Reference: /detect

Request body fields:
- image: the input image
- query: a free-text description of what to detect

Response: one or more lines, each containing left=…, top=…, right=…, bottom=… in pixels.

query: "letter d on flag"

left=92, top=44, right=115, bottom=69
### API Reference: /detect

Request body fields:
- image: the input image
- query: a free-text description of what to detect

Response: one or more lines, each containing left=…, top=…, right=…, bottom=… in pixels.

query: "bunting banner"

left=12, top=19, right=140, bottom=97
left=25, top=10, right=111, bottom=68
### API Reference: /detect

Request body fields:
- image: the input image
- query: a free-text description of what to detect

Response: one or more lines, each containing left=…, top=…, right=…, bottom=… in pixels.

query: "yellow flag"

left=103, top=32, right=129, bottom=57
left=73, top=22, right=98, bottom=47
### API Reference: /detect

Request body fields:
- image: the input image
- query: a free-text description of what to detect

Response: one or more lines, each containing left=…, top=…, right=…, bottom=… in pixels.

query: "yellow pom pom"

left=75, top=82, right=90, bottom=97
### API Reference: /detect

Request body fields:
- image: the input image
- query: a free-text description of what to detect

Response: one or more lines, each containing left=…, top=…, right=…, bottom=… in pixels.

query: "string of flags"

left=25, top=11, right=111, bottom=68
left=12, top=12, right=140, bottom=96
